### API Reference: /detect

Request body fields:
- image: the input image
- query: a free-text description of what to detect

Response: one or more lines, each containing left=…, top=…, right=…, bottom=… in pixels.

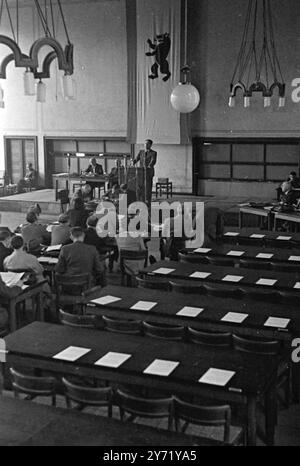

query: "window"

left=4, top=137, right=38, bottom=184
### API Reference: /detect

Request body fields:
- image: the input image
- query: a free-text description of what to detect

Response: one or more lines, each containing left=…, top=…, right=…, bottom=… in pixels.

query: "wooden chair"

left=143, top=321, right=185, bottom=341
left=169, top=279, right=206, bottom=295
left=239, top=287, right=280, bottom=303
left=188, top=327, right=232, bottom=347
left=59, top=309, right=98, bottom=328
left=173, top=397, right=244, bottom=445
left=62, top=377, right=113, bottom=417
left=102, top=315, right=142, bottom=335
left=207, top=257, right=235, bottom=267
left=54, top=273, right=92, bottom=315
left=239, top=259, right=272, bottom=271
left=119, top=249, right=148, bottom=286
left=9, top=368, right=57, bottom=406
left=116, top=388, right=173, bottom=430
left=178, top=251, right=210, bottom=264
left=204, top=283, right=242, bottom=299
left=135, top=276, right=170, bottom=291
left=278, top=291, right=299, bottom=305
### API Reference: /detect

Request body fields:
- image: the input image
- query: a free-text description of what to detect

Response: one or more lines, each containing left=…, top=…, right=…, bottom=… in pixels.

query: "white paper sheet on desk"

left=264, top=317, right=290, bottom=328
left=250, top=234, right=265, bottom=238
left=46, top=244, right=62, bottom=252
left=289, top=256, right=300, bottom=261
left=21, top=284, right=29, bottom=290
left=189, top=271, right=211, bottom=279
left=199, top=368, right=235, bottom=386
left=94, top=352, right=131, bottom=368
left=193, top=248, right=211, bottom=253
left=38, top=257, right=50, bottom=263
left=48, top=258, right=59, bottom=264
left=256, top=253, right=273, bottom=259
left=0, top=272, right=24, bottom=287
left=221, top=312, right=248, bottom=323
left=143, top=359, right=179, bottom=377
left=90, top=295, right=122, bottom=305
left=276, top=236, right=291, bottom=241
left=256, top=278, right=277, bottom=286
left=53, top=346, right=91, bottom=361
left=224, top=232, right=239, bottom=236
left=152, top=268, right=175, bottom=275
left=222, top=275, right=243, bottom=283
left=177, top=306, right=204, bottom=317
left=226, top=250, right=244, bottom=257
left=130, top=301, right=157, bottom=311
left=294, top=282, right=300, bottom=289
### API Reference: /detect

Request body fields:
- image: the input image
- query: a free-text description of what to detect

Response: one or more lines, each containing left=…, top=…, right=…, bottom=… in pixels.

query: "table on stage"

left=4, top=321, right=281, bottom=445
left=141, top=260, right=300, bottom=294
left=239, top=206, right=273, bottom=230
left=0, top=396, right=206, bottom=446
left=274, top=211, right=300, bottom=232
left=53, top=173, right=109, bottom=197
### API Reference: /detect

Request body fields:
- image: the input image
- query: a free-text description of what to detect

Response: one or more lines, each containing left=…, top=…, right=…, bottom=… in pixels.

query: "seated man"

left=82, top=184, right=93, bottom=202
left=51, top=213, right=71, bottom=246
left=67, top=197, right=89, bottom=228
left=0, top=274, right=23, bottom=328
left=24, top=163, right=37, bottom=188
left=4, top=236, right=46, bottom=283
left=84, top=215, right=107, bottom=255
left=84, top=157, right=103, bottom=176
left=55, top=226, right=106, bottom=286
left=0, top=230, right=12, bottom=272
left=21, top=211, right=51, bottom=248
left=280, top=181, right=296, bottom=206
left=116, top=218, right=146, bottom=277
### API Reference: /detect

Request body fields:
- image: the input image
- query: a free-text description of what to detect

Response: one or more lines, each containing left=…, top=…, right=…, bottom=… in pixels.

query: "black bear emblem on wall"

left=146, top=33, right=171, bottom=82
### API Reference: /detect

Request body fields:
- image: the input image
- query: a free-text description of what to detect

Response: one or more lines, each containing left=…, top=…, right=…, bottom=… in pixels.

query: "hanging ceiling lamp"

left=0, top=0, right=74, bottom=105
left=229, top=0, right=285, bottom=108
left=170, top=0, right=200, bottom=113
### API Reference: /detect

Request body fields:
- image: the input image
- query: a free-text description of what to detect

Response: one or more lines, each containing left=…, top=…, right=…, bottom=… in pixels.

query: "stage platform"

left=0, top=189, right=62, bottom=215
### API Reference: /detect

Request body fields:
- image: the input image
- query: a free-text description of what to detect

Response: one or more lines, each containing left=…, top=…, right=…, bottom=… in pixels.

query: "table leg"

left=247, top=396, right=257, bottom=446
left=265, top=386, right=276, bottom=446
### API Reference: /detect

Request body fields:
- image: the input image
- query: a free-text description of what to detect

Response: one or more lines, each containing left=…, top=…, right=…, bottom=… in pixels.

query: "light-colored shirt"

left=4, top=249, right=44, bottom=280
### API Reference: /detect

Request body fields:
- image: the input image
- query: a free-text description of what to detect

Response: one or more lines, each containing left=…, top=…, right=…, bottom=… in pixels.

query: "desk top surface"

left=5, top=322, right=280, bottom=396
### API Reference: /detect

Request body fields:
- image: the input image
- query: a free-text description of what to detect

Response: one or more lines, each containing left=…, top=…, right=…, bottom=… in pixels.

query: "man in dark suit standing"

left=84, top=157, right=103, bottom=176
left=55, top=227, right=106, bottom=286
left=133, top=139, right=157, bottom=205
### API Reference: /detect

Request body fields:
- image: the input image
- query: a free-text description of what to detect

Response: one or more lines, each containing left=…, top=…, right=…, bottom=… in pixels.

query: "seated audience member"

left=202, top=206, right=224, bottom=246
left=21, top=211, right=51, bottom=247
left=280, top=181, right=296, bottom=206
left=0, top=273, right=23, bottom=327
left=103, top=183, right=121, bottom=203
left=51, top=214, right=71, bottom=246
left=69, top=188, right=83, bottom=208
left=108, top=159, right=124, bottom=188
left=4, top=236, right=45, bottom=283
left=67, top=197, right=89, bottom=228
left=116, top=218, right=146, bottom=276
left=55, top=226, right=106, bottom=286
left=84, top=215, right=107, bottom=254
left=162, top=204, right=188, bottom=261
left=16, top=178, right=26, bottom=194
left=288, top=171, right=300, bottom=188
left=0, top=230, right=12, bottom=272
left=24, top=163, right=37, bottom=188
left=82, top=184, right=93, bottom=202
left=28, top=203, right=41, bottom=218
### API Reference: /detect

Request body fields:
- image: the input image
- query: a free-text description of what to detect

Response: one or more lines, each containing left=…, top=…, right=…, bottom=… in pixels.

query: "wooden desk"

left=86, top=285, right=300, bottom=341
left=274, top=211, right=300, bottom=232
left=141, top=260, right=300, bottom=294
left=239, top=206, right=273, bottom=230
left=0, top=280, right=46, bottom=332
left=223, top=228, right=300, bottom=247
left=4, top=322, right=281, bottom=445
left=0, top=396, right=204, bottom=446
left=184, top=244, right=300, bottom=268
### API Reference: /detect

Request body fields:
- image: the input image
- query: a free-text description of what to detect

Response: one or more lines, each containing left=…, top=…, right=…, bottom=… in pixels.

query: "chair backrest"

left=62, top=377, right=113, bottom=406
left=102, top=315, right=142, bottom=334
left=173, top=396, right=231, bottom=444
left=207, top=257, right=235, bottom=267
left=279, top=291, right=299, bottom=305
left=169, top=280, right=206, bottom=294
left=232, top=334, right=280, bottom=355
left=188, top=327, right=232, bottom=347
left=59, top=309, right=97, bottom=328
left=55, top=273, right=91, bottom=295
left=204, top=284, right=242, bottom=299
left=178, top=251, right=209, bottom=264
left=135, top=276, right=170, bottom=291
left=143, top=321, right=185, bottom=341
left=265, top=238, right=292, bottom=249
left=239, top=259, right=271, bottom=270
left=119, top=249, right=148, bottom=271
left=238, top=287, right=280, bottom=303
left=116, top=388, right=173, bottom=419
left=9, top=367, right=56, bottom=396
left=270, top=262, right=300, bottom=274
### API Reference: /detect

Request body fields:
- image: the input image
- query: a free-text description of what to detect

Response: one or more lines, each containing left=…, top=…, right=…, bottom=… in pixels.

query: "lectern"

left=126, top=167, right=147, bottom=202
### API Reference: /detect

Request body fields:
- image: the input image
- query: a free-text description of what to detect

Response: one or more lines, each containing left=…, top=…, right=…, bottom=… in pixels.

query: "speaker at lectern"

left=126, top=167, right=146, bottom=202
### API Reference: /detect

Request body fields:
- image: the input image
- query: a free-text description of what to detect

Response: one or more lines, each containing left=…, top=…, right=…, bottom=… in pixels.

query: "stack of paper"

left=176, top=306, right=204, bottom=317
left=130, top=301, right=157, bottom=311
left=46, top=244, right=62, bottom=252
left=193, top=248, right=211, bottom=254
left=53, top=346, right=91, bottom=361
left=143, top=359, right=179, bottom=377
left=276, top=236, right=291, bottom=241
left=152, top=268, right=176, bottom=275
left=226, top=250, right=244, bottom=257
left=189, top=271, right=211, bottom=279
left=221, top=312, right=248, bottom=323
left=256, top=253, right=273, bottom=259
left=256, top=278, right=277, bottom=286
left=95, top=352, right=131, bottom=368
left=264, top=317, right=290, bottom=328
left=250, top=234, right=265, bottom=239
left=224, top=232, right=239, bottom=236
left=90, top=295, right=121, bottom=305
left=198, top=368, right=235, bottom=386
left=0, top=272, right=24, bottom=288
left=222, top=275, right=243, bottom=283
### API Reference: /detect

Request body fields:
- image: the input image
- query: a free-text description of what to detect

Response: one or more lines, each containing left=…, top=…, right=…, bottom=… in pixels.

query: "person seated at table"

left=21, top=211, right=51, bottom=248
left=162, top=204, right=188, bottom=261
left=51, top=213, right=71, bottom=246
left=82, top=183, right=93, bottom=202
left=24, top=163, right=37, bottom=188
left=116, top=218, right=146, bottom=277
left=55, top=226, right=106, bottom=286
left=280, top=181, right=296, bottom=206
left=84, top=215, right=107, bottom=255
left=0, top=230, right=12, bottom=272
left=67, top=197, right=89, bottom=228
left=84, top=157, right=103, bottom=176
left=0, top=274, right=23, bottom=300
left=108, top=159, right=123, bottom=189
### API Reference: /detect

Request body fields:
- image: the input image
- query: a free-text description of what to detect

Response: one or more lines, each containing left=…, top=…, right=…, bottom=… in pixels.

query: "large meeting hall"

left=0, top=0, right=299, bottom=449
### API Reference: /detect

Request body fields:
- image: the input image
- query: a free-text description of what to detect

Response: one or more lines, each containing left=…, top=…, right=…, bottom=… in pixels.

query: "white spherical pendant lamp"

left=171, top=81, right=200, bottom=113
